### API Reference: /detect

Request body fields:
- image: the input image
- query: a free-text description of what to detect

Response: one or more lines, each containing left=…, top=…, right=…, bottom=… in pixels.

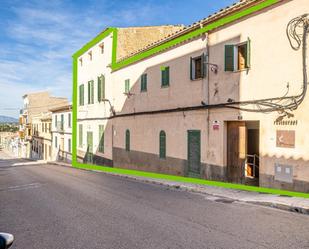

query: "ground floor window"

left=159, top=130, right=166, bottom=159
left=99, top=125, right=104, bottom=153
left=68, top=138, right=71, bottom=153
left=125, top=129, right=130, bottom=151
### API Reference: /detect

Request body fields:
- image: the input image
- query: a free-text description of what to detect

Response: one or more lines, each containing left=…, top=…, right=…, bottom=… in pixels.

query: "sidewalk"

left=51, top=161, right=309, bottom=215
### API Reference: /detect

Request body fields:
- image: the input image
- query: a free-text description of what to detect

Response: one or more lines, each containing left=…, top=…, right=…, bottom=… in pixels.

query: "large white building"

left=74, top=0, right=309, bottom=192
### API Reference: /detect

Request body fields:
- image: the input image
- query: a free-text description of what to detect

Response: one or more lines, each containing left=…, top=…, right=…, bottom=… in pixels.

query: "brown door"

left=227, top=122, right=247, bottom=183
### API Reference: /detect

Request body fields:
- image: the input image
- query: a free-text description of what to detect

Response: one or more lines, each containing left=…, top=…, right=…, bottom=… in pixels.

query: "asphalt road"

left=0, top=151, right=309, bottom=249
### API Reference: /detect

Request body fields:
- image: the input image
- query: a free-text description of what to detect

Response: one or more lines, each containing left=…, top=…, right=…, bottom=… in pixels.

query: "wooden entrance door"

left=227, top=122, right=247, bottom=183
left=187, top=130, right=201, bottom=177
left=86, top=132, right=93, bottom=164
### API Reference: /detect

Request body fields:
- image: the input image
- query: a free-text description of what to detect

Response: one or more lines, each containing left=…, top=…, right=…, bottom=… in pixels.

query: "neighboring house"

left=76, top=26, right=184, bottom=166
left=18, top=91, right=69, bottom=159
left=51, top=104, right=72, bottom=163
left=74, top=0, right=309, bottom=192
left=31, top=112, right=52, bottom=160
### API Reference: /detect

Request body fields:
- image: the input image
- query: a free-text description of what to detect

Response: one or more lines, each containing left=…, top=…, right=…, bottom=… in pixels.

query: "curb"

left=51, top=162, right=309, bottom=215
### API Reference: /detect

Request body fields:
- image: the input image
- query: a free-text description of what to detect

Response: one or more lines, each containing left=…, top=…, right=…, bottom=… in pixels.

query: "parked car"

left=0, top=233, right=14, bottom=249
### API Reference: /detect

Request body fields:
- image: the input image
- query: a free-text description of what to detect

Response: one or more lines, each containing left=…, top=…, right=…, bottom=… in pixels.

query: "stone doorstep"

left=50, top=162, right=309, bottom=215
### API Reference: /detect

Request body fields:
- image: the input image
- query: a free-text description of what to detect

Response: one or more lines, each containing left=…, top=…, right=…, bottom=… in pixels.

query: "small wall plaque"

left=276, top=130, right=295, bottom=148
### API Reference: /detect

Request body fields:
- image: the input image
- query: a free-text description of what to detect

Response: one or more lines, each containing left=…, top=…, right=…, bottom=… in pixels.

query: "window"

left=49, top=145, right=51, bottom=157
left=79, top=124, right=83, bottom=147
left=55, top=136, right=58, bottom=148
left=161, top=66, right=170, bottom=87
left=225, top=38, right=251, bottom=72
left=99, top=43, right=104, bottom=54
left=98, top=75, right=105, bottom=102
left=68, top=138, right=71, bottom=153
left=125, top=129, right=130, bottom=151
left=79, top=58, right=83, bottom=66
left=68, top=113, right=71, bottom=128
left=125, top=79, right=130, bottom=93
left=159, top=130, right=166, bottom=159
left=79, top=84, right=84, bottom=106
left=88, top=51, right=92, bottom=61
left=190, top=54, right=206, bottom=80
left=88, top=80, right=94, bottom=104
left=60, top=114, right=64, bottom=131
left=55, top=115, right=57, bottom=128
left=98, top=125, right=104, bottom=153
left=141, top=74, right=147, bottom=92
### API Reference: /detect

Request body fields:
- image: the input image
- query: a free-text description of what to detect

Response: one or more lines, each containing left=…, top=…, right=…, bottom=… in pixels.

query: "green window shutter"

left=99, top=125, right=104, bottom=153
left=61, top=114, right=64, bottom=131
left=102, top=75, right=105, bottom=99
left=141, top=74, right=147, bottom=92
left=88, top=81, right=91, bottom=104
left=161, top=66, right=170, bottom=87
left=55, top=136, right=57, bottom=148
left=81, top=85, right=84, bottom=105
left=224, top=45, right=234, bottom=72
left=55, top=115, right=57, bottom=127
left=125, top=79, right=130, bottom=93
left=68, top=113, right=71, bottom=128
left=190, top=57, right=193, bottom=80
left=79, top=84, right=84, bottom=106
left=97, top=76, right=101, bottom=102
left=202, top=53, right=207, bottom=78
left=159, top=130, right=166, bottom=159
left=79, top=124, right=83, bottom=147
left=91, top=81, right=94, bottom=104
left=68, top=139, right=71, bottom=153
left=125, top=129, right=130, bottom=151
left=246, top=38, right=251, bottom=68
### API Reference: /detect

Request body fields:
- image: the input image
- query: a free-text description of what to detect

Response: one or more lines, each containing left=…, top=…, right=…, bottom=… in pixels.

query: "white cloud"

left=0, top=0, right=171, bottom=117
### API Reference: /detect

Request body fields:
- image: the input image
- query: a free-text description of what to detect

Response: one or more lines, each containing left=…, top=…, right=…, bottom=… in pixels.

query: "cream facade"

left=51, top=105, right=72, bottom=163
left=75, top=0, right=309, bottom=192
left=76, top=26, right=185, bottom=166
left=19, top=91, right=68, bottom=159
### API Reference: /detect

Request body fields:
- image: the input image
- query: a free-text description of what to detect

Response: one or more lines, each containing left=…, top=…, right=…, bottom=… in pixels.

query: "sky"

left=0, top=0, right=236, bottom=118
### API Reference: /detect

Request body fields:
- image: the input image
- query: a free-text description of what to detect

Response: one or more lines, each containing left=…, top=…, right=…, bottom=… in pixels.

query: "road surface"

left=0, top=151, right=308, bottom=249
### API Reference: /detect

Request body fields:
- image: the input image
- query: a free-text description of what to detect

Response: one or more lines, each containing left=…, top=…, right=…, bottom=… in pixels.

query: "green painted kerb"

left=70, top=0, right=309, bottom=198
left=72, top=162, right=309, bottom=198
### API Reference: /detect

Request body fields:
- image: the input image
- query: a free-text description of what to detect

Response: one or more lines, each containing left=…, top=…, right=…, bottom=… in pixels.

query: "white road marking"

left=0, top=182, right=42, bottom=192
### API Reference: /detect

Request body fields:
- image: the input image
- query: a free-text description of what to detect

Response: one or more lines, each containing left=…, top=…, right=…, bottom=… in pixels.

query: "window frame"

left=98, top=125, right=104, bottom=153
left=159, top=130, right=166, bottom=159
left=125, top=129, right=130, bottom=151
left=161, top=66, right=170, bottom=87
left=224, top=38, right=251, bottom=72
left=140, top=73, right=147, bottom=92
left=190, top=54, right=206, bottom=80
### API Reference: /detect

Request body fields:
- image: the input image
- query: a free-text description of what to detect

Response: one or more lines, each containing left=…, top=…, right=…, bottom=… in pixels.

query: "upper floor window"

left=98, top=75, right=105, bottom=102
left=125, top=79, right=130, bottom=94
left=88, top=51, right=92, bottom=61
left=225, top=38, right=251, bottom=72
left=55, top=115, right=57, bottom=128
left=60, top=114, right=64, bottom=131
left=68, top=113, right=71, bottom=128
left=161, top=66, right=170, bottom=87
left=190, top=54, right=206, bottom=80
left=99, top=43, right=104, bottom=54
left=88, top=80, right=94, bottom=104
left=79, top=84, right=84, bottom=106
left=141, top=74, right=147, bottom=92
left=79, top=58, right=83, bottom=66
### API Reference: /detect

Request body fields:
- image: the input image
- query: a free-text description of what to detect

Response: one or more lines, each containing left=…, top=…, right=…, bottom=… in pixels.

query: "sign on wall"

left=276, top=130, right=295, bottom=148
left=212, top=121, right=220, bottom=130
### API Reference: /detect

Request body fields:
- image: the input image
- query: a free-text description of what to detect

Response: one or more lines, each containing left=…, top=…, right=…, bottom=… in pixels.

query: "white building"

left=51, top=104, right=72, bottom=163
